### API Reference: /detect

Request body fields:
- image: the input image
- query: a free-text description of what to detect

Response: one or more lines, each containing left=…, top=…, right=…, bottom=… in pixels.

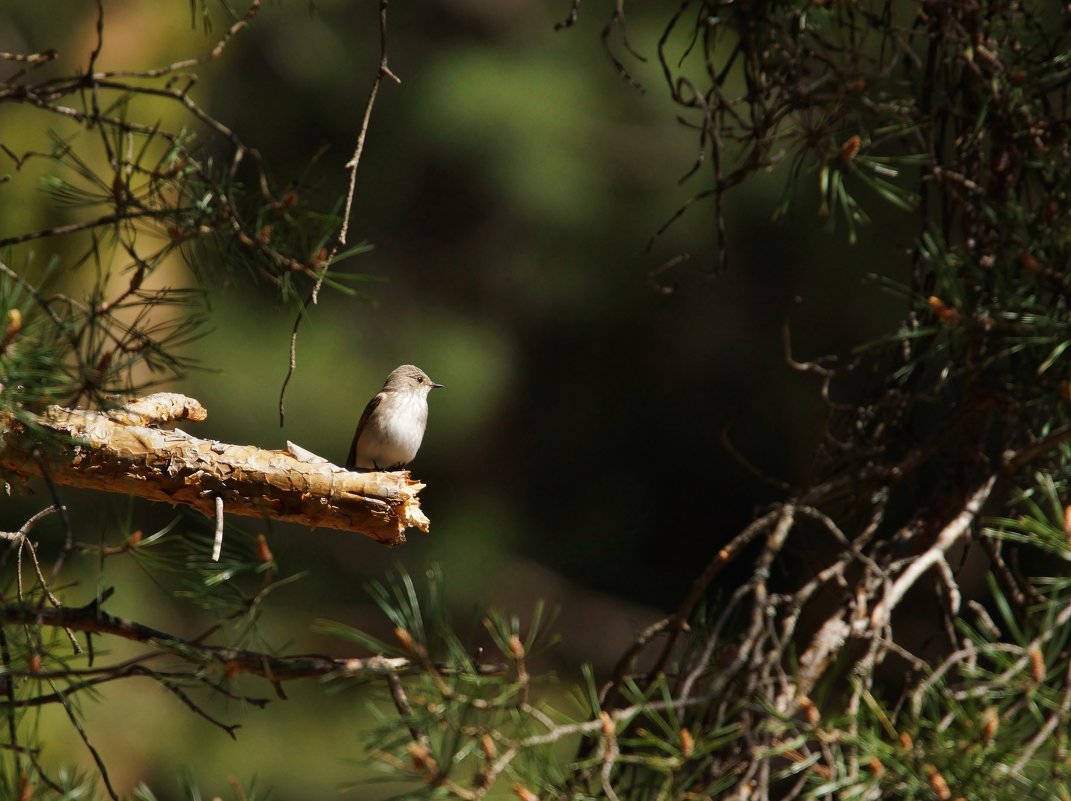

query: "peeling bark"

left=0, top=393, right=428, bottom=545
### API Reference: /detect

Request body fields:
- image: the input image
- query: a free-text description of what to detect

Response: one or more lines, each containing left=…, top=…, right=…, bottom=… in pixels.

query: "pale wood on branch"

left=0, top=393, right=428, bottom=545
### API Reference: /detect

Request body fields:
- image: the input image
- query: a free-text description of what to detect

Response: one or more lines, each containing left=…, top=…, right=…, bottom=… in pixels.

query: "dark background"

left=0, top=1, right=915, bottom=796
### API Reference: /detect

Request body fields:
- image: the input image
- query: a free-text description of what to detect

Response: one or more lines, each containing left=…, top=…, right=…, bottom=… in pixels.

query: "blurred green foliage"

left=0, top=0, right=993, bottom=798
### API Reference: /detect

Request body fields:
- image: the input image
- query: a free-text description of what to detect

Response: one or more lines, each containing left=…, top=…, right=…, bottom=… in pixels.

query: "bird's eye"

left=416, top=376, right=424, bottom=383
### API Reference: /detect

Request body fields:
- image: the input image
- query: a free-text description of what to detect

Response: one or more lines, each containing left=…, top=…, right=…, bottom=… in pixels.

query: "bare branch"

left=92, top=0, right=262, bottom=80
left=2, top=600, right=411, bottom=682
left=0, top=395, right=430, bottom=544
left=867, top=475, right=997, bottom=630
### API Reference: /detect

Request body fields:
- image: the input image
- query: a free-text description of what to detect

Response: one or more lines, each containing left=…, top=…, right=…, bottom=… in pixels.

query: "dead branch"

left=0, top=599, right=410, bottom=682
left=772, top=474, right=997, bottom=717
left=0, top=393, right=429, bottom=545
left=866, top=474, right=996, bottom=630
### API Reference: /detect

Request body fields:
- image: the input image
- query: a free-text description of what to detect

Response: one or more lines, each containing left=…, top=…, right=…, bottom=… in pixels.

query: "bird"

left=345, top=364, right=443, bottom=471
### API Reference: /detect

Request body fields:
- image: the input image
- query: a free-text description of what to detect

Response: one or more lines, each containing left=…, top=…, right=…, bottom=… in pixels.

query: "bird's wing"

left=345, top=392, right=383, bottom=469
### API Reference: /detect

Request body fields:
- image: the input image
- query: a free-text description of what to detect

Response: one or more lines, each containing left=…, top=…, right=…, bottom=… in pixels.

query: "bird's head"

left=384, top=364, right=444, bottom=396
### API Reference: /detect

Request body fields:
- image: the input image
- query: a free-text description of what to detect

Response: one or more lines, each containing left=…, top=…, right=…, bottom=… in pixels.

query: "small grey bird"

left=345, top=364, right=443, bottom=470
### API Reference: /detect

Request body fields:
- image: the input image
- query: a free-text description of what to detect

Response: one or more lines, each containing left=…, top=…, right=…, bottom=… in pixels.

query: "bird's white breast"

left=355, top=391, right=429, bottom=469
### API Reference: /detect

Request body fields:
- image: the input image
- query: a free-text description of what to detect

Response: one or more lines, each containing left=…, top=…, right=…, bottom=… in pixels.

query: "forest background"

left=2, top=1, right=1053, bottom=799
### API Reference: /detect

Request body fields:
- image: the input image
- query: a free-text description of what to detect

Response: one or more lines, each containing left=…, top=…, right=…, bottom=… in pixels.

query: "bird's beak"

left=431, top=381, right=444, bottom=389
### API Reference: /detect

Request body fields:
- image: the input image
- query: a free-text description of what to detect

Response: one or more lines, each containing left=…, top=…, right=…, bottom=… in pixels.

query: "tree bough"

left=0, top=393, right=428, bottom=545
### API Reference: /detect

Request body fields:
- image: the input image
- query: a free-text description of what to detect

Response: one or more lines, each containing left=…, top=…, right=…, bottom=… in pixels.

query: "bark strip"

left=0, top=394, right=428, bottom=545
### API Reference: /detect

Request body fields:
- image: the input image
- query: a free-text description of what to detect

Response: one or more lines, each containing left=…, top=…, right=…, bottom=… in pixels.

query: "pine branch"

left=0, top=393, right=429, bottom=545
left=0, top=597, right=411, bottom=682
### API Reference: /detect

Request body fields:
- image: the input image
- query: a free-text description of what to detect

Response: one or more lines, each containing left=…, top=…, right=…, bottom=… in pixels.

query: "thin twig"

left=639, top=509, right=782, bottom=694
left=0, top=626, right=20, bottom=785
left=867, top=475, right=997, bottom=630
left=387, top=673, right=428, bottom=747
left=1004, top=660, right=1071, bottom=779
left=212, top=495, right=225, bottom=561
left=279, top=0, right=398, bottom=426
left=49, top=680, right=118, bottom=800
left=92, top=0, right=261, bottom=80
left=2, top=598, right=411, bottom=682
